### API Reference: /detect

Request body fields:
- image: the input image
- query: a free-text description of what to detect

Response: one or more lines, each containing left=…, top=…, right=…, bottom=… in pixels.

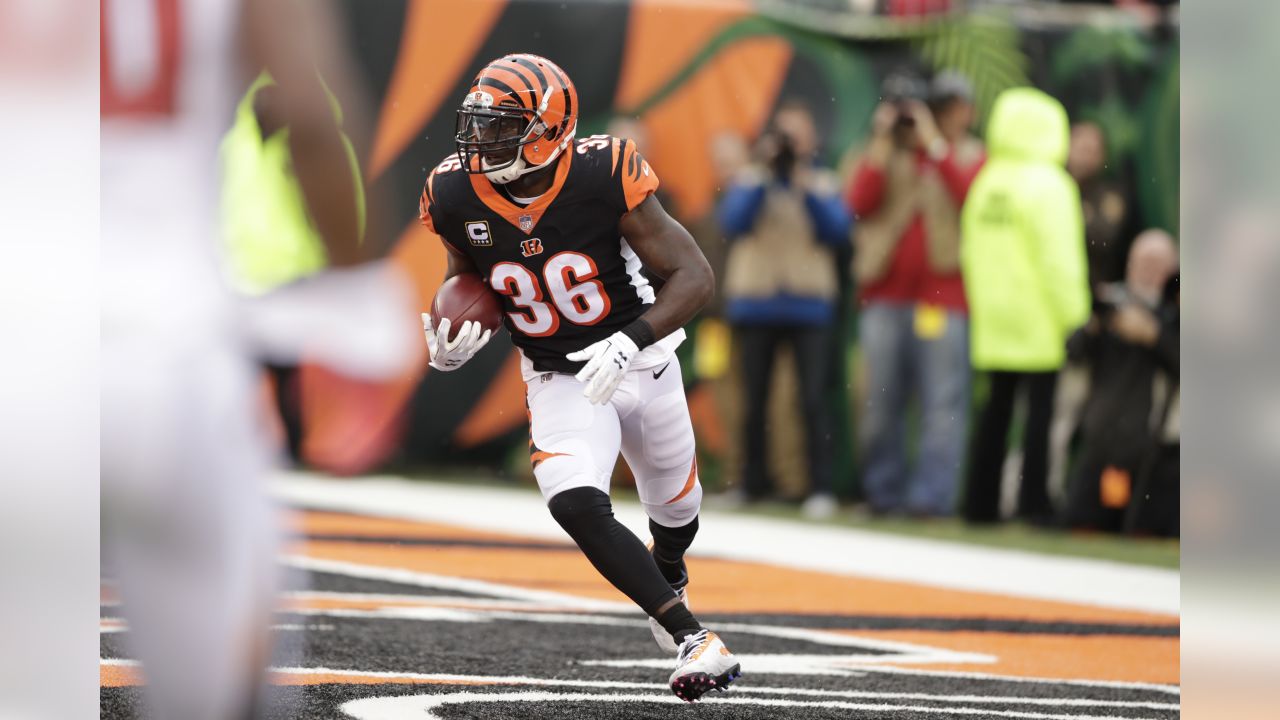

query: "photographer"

left=847, top=71, right=985, bottom=517
left=718, top=100, right=852, bottom=517
left=1064, top=230, right=1179, bottom=535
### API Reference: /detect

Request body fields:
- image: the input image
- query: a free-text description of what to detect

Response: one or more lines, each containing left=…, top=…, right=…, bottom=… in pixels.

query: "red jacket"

left=847, top=146, right=984, bottom=311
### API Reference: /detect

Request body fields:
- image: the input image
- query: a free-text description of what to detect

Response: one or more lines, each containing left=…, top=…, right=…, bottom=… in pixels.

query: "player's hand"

left=423, top=313, right=491, bottom=372
left=566, top=331, right=640, bottom=405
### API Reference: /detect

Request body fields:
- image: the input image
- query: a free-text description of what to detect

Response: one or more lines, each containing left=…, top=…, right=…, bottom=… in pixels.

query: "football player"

left=102, top=1, right=412, bottom=718
left=419, top=53, right=740, bottom=702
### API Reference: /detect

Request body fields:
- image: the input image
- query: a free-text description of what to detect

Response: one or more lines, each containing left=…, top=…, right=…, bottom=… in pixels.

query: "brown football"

left=430, top=273, right=504, bottom=335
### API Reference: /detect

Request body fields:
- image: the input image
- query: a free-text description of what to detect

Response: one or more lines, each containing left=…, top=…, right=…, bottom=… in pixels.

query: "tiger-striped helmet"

left=455, top=53, right=579, bottom=184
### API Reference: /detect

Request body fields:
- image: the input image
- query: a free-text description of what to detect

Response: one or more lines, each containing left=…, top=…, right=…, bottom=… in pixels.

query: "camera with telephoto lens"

left=765, top=131, right=798, bottom=184
left=1092, top=282, right=1132, bottom=317
left=880, top=71, right=928, bottom=129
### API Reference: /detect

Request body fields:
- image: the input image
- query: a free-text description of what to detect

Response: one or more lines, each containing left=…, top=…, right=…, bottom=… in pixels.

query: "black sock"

left=656, top=601, right=702, bottom=645
left=649, top=515, right=698, bottom=587
left=547, top=487, right=686, bottom=617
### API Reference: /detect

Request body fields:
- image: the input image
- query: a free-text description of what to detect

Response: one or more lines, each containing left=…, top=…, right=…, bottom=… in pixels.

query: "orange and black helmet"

left=455, top=53, right=579, bottom=183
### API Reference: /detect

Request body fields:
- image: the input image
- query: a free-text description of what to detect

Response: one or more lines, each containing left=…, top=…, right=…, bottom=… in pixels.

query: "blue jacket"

left=718, top=169, right=852, bottom=326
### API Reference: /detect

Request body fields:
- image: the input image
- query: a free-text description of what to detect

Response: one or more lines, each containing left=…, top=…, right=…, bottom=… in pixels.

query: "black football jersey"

left=419, top=134, right=661, bottom=374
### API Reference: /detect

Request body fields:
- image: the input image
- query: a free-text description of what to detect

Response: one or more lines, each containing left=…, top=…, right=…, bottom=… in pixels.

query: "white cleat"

left=648, top=586, right=688, bottom=654
left=668, top=629, right=742, bottom=702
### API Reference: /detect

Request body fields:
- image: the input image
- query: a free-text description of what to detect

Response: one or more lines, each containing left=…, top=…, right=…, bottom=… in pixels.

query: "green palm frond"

left=1078, top=96, right=1143, bottom=168
left=914, top=9, right=1030, bottom=129
left=1052, top=25, right=1153, bottom=85
left=1136, top=54, right=1179, bottom=235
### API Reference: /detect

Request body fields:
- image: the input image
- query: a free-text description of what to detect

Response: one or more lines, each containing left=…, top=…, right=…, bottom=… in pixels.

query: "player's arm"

left=421, top=225, right=491, bottom=372
left=442, top=240, right=481, bottom=281
left=567, top=193, right=713, bottom=404
left=617, top=195, right=715, bottom=340
left=241, top=0, right=377, bottom=267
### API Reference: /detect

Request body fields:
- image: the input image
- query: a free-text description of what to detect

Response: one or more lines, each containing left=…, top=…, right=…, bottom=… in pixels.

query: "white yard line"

left=340, top=690, right=1166, bottom=720
left=100, top=658, right=1178, bottom=710
left=272, top=472, right=1179, bottom=616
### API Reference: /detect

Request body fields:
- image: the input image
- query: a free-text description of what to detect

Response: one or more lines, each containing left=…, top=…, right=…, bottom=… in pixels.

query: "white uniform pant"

left=101, top=321, right=277, bottom=720
left=526, top=356, right=701, bottom=528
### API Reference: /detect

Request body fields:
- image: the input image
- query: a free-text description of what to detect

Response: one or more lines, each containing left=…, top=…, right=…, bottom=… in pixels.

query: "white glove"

left=566, top=331, right=640, bottom=405
left=422, top=313, right=491, bottom=372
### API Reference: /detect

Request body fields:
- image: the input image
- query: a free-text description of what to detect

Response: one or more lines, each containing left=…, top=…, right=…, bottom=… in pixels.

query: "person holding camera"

left=1064, top=229, right=1179, bottom=535
left=847, top=71, right=985, bottom=517
left=718, top=100, right=852, bottom=518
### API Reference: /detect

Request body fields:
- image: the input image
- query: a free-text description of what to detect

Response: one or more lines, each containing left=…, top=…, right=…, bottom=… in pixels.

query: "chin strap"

left=483, top=155, right=528, bottom=184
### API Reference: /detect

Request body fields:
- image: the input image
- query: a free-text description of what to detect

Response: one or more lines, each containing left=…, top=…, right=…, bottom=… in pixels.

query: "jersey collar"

left=468, top=150, right=573, bottom=235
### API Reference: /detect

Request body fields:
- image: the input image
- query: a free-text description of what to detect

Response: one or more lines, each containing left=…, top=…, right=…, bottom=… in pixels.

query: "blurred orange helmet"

left=455, top=53, right=579, bottom=184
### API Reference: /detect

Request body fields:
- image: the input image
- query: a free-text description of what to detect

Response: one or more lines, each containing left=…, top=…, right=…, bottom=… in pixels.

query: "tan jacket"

left=853, top=138, right=982, bottom=285
left=723, top=167, right=841, bottom=304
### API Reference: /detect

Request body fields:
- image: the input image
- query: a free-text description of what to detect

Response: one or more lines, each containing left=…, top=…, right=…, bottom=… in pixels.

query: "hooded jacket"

left=961, top=88, right=1089, bottom=371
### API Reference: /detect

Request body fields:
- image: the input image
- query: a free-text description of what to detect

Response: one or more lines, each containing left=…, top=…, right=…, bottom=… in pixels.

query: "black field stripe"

left=697, top=611, right=1182, bottom=638
left=303, top=534, right=576, bottom=552
left=476, top=77, right=525, bottom=108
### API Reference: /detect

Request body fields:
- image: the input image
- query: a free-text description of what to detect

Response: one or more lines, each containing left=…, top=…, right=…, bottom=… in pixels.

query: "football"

left=430, top=273, right=504, bottom=335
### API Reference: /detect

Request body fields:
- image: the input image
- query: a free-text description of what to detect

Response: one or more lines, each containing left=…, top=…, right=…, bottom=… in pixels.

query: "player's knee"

left=547, top=486, right=614, bottom=536
left=646, top=481, right=702, bottom=527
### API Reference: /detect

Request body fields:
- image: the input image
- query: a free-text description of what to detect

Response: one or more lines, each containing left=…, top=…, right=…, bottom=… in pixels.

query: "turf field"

left=101, top=474, right=1180, bottom=719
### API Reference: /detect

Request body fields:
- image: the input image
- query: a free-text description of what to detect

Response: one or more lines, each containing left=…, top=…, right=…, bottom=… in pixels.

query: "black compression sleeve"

left=547, top=487, right=686, bottom=616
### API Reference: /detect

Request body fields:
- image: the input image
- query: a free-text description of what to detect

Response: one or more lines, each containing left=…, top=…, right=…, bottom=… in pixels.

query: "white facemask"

left=481, top=132, right=574, bottom=185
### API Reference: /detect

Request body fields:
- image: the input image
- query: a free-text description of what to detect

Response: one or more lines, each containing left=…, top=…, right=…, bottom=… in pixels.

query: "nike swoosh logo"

left=652, top=362, right=671, bottom=380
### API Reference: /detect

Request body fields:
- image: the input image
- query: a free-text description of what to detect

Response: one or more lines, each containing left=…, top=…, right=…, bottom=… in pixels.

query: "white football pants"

left=526, top=355, right=701, bottom=528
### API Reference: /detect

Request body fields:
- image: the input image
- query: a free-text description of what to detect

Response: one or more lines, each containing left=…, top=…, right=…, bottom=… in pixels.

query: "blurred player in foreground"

left=419, top=54, right=741, bottom=702
left=101, top=0, right=412, bottom=718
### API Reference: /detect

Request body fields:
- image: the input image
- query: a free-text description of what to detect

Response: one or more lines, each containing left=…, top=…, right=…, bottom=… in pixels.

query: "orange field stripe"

left=100, top=663, right=500, bottom=689
left=838, top=629, right=1180, bottom=686
left=101, top=663, right=142, bottom=688
left=290, top=511, right=547, bottom=543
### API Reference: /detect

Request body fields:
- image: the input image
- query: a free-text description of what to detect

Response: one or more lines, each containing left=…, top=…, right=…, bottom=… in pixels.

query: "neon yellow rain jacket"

left=961, top=88, right=1089, bottom=371
left=220, top=72, right=364, bottom=295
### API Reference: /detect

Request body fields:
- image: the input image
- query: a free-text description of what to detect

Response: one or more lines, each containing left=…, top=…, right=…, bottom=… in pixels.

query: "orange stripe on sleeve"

left=621, top=141, right=660, bottom=211
left=418, top=174, right=438, bottom=231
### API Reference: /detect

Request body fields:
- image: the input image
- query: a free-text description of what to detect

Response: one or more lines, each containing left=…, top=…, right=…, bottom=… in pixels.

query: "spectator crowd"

left=702, top=70, right=1178, bottom=536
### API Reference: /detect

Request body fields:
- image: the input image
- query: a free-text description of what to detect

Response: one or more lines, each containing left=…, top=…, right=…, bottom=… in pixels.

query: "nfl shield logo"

left=519, top=214, right=533, bottom=233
